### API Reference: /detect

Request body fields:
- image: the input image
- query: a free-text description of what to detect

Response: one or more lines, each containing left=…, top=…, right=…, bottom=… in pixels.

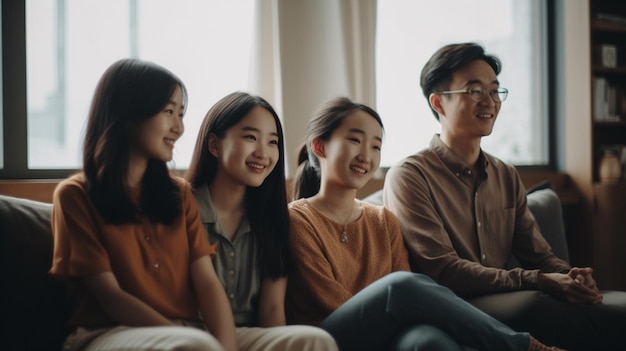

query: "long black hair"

left=185, top=92, right=290, bottom=279
left=292, top=97, right=383, bottom=200
left=83, top=58, right=188, bottom=224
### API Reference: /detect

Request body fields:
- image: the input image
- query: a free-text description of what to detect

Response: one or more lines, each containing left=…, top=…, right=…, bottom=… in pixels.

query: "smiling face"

left=316, top=110, right=382, bottom=191
left=209, top=106, right=279, bottom=188
left=131, top=85, right=185, bottom=163
left=434, top=59, right=501, bottom=142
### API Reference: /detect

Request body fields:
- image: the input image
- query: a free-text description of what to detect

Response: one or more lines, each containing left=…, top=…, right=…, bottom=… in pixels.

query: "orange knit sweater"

left=286, top=199, right=410, bottom=326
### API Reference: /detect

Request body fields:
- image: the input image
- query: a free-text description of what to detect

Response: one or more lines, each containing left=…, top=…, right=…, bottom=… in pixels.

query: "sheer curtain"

left=252, top=0, right=377, bottom=176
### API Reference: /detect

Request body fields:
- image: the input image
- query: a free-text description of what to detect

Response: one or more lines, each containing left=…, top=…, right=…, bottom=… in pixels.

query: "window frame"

left=2, top=0, right=71, bottom=179
left=1, top=0, right=558, bottom=180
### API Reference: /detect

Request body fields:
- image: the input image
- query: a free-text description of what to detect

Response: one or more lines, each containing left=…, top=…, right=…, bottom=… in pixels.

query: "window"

left=25, top=0, right=255, bottom=170
left=376, top=0, right=548, bottom=167
left=2, top=1, right=554, bottom=179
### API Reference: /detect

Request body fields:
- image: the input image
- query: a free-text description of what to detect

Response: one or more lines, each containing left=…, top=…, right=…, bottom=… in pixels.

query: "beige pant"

left=64, top=323, right=338, bottom=351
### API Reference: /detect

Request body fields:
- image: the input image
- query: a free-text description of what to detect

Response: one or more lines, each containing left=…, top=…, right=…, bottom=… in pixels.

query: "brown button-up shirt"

left=383, top=135, right=570, bottom=297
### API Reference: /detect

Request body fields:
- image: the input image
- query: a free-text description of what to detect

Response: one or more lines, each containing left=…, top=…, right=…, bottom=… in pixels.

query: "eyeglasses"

left=437, top=86, right=509, bottom=103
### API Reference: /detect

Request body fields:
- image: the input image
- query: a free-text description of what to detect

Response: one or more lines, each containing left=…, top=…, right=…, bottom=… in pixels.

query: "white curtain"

left=251, top=0, right=377, bottom=176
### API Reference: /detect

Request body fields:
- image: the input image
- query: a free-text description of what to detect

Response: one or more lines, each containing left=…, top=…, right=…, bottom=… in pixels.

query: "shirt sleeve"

left=384, top=162, right=539, bottom=296
left=179, top=179, right=217, bottom=261
left=49, top=178, right=112, bottom=278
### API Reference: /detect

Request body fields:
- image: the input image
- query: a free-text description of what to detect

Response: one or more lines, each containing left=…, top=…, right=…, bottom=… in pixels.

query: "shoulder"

left=288, top=198, right=308, bottom=211
left=360, top=201, right=400, bottom=226
left=171, top=175, right=195, bottom=201
left=387, top=148, right=438, bottom=180
left=53, top=173, right=88, bottom=204
left=172, top=175, right=192, bottom=192
left=288, top=199, right=312, bottom=219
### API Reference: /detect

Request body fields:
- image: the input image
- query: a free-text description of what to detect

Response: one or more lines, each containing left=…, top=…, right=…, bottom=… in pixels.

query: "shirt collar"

left=192, top=184, right=251, bottom=235
left=429, top=134, right=490, bottom=177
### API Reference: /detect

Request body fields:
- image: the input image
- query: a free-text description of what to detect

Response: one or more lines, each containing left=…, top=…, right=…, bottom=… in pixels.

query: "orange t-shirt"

left=49, top=174, right=216, bottom=329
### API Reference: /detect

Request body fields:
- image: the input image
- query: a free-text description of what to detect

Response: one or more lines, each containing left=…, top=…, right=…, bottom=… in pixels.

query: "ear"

left=207, top=133, right=220, bottom=157
left=429, top=93, right=445, bottom=118
left=311, top=138, right=325, bottom=158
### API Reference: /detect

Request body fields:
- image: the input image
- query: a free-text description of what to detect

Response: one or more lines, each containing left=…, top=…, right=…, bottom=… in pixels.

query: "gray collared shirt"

left=383, top=134, right=570, bottom=297
left=192, top=185, right=260, bottom=327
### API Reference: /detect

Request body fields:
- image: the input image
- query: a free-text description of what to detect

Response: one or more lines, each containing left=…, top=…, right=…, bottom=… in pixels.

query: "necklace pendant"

left=340, top=230, right=349, bottom=243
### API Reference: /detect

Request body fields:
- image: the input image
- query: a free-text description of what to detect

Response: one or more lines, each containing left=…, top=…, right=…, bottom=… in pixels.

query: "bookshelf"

left=590, top=1, right=626, bottom=183
left=588, top=0, right=626, bottom=290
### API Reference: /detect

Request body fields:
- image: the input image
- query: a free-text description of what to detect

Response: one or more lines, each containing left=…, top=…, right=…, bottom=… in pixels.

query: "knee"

left=392, top=325, right=462, bottom=351
left=169, top=328, right=224, bottom=351
left=386, top=271, right=437, bottom=293
left=285, top=326, right=339, bottom=351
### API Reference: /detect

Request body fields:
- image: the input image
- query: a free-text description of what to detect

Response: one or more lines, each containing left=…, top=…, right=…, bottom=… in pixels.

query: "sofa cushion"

left=0, top=195, right=68, bottom=350
left=525, top=186, right=570, bottom=263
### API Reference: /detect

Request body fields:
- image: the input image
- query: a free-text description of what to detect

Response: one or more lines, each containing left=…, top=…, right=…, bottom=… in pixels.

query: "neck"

left=208, top=173, right=246, bottom=213
left=310, top=180, right=361, bottom=228
left=315, top=182, right=358, bottom=212
left=440, top=132, right=481, bottom=168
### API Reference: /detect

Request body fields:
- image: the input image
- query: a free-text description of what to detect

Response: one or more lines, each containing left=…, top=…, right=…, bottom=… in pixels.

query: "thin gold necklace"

left=316, top=199, right=357, bottom=244
left=339, top=203, right=355, bottom=243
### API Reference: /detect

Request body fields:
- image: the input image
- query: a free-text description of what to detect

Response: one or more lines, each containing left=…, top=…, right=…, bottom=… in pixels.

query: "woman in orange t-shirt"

left=49, top=59, right=237, bottom=351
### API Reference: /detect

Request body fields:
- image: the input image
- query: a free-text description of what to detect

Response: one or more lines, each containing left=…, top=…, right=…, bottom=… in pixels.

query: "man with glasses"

left=383, top=42, right=626, bottom=350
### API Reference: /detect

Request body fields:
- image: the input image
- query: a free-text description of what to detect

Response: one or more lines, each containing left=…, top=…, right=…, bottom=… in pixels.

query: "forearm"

left=258, top=278, right=287, bottom=327
left=99, top=291, right=174, bottom=326
left=84, top=273, right=174, bottom=326
left=418, top=252, right=540, bottom=296
left=197, top=286, right=238, bottom=351
left=258, top=304, right=285, bottom=327
left=192, top=257, right=238, bottom=351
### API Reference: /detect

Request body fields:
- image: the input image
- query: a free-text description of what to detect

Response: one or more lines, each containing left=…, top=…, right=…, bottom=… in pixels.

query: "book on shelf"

left=593, top=76, right=625, bottom=122
left=595, top=13, right=626, bottom=26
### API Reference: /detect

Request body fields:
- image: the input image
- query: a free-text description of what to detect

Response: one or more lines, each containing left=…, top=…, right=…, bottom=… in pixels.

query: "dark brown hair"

left=83, top=58, right=187, bottom=224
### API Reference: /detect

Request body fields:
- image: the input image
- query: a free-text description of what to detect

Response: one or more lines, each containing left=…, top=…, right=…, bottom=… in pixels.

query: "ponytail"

left=291, top=143, right=321, bottom=200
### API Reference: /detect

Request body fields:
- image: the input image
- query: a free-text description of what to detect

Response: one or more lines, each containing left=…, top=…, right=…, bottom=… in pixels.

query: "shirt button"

left=229, top=270, right=234, bottom=276
left=229, top=293, right=235, bottom=299
left=481, top=254, right=486, bottom=261
left=477, top=221, right=481, bottom=227
left=145, top=236, right=150, bottom=241
left=154, top=262, right=159, bottom=268
left=229, top=251, right=235, bottom=257
left=455, top=172, right=460, bottom=177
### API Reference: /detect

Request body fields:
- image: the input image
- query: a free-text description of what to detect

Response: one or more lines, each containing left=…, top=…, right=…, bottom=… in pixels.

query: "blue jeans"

left=319, top=272, right=530, bottom=351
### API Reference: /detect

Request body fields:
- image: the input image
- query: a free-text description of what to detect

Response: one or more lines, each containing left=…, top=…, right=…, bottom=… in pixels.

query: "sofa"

left=1, top=195, right=67, bottom=351
left=0, top=184, right=569, bottom=350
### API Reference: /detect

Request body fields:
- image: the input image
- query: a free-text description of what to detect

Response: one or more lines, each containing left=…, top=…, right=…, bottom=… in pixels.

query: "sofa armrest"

left=0, top=194, right=68, bottom=350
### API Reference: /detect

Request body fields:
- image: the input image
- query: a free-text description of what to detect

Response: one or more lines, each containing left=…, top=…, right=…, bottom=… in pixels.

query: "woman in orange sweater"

left=286, top=97, right=564, bottom=351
